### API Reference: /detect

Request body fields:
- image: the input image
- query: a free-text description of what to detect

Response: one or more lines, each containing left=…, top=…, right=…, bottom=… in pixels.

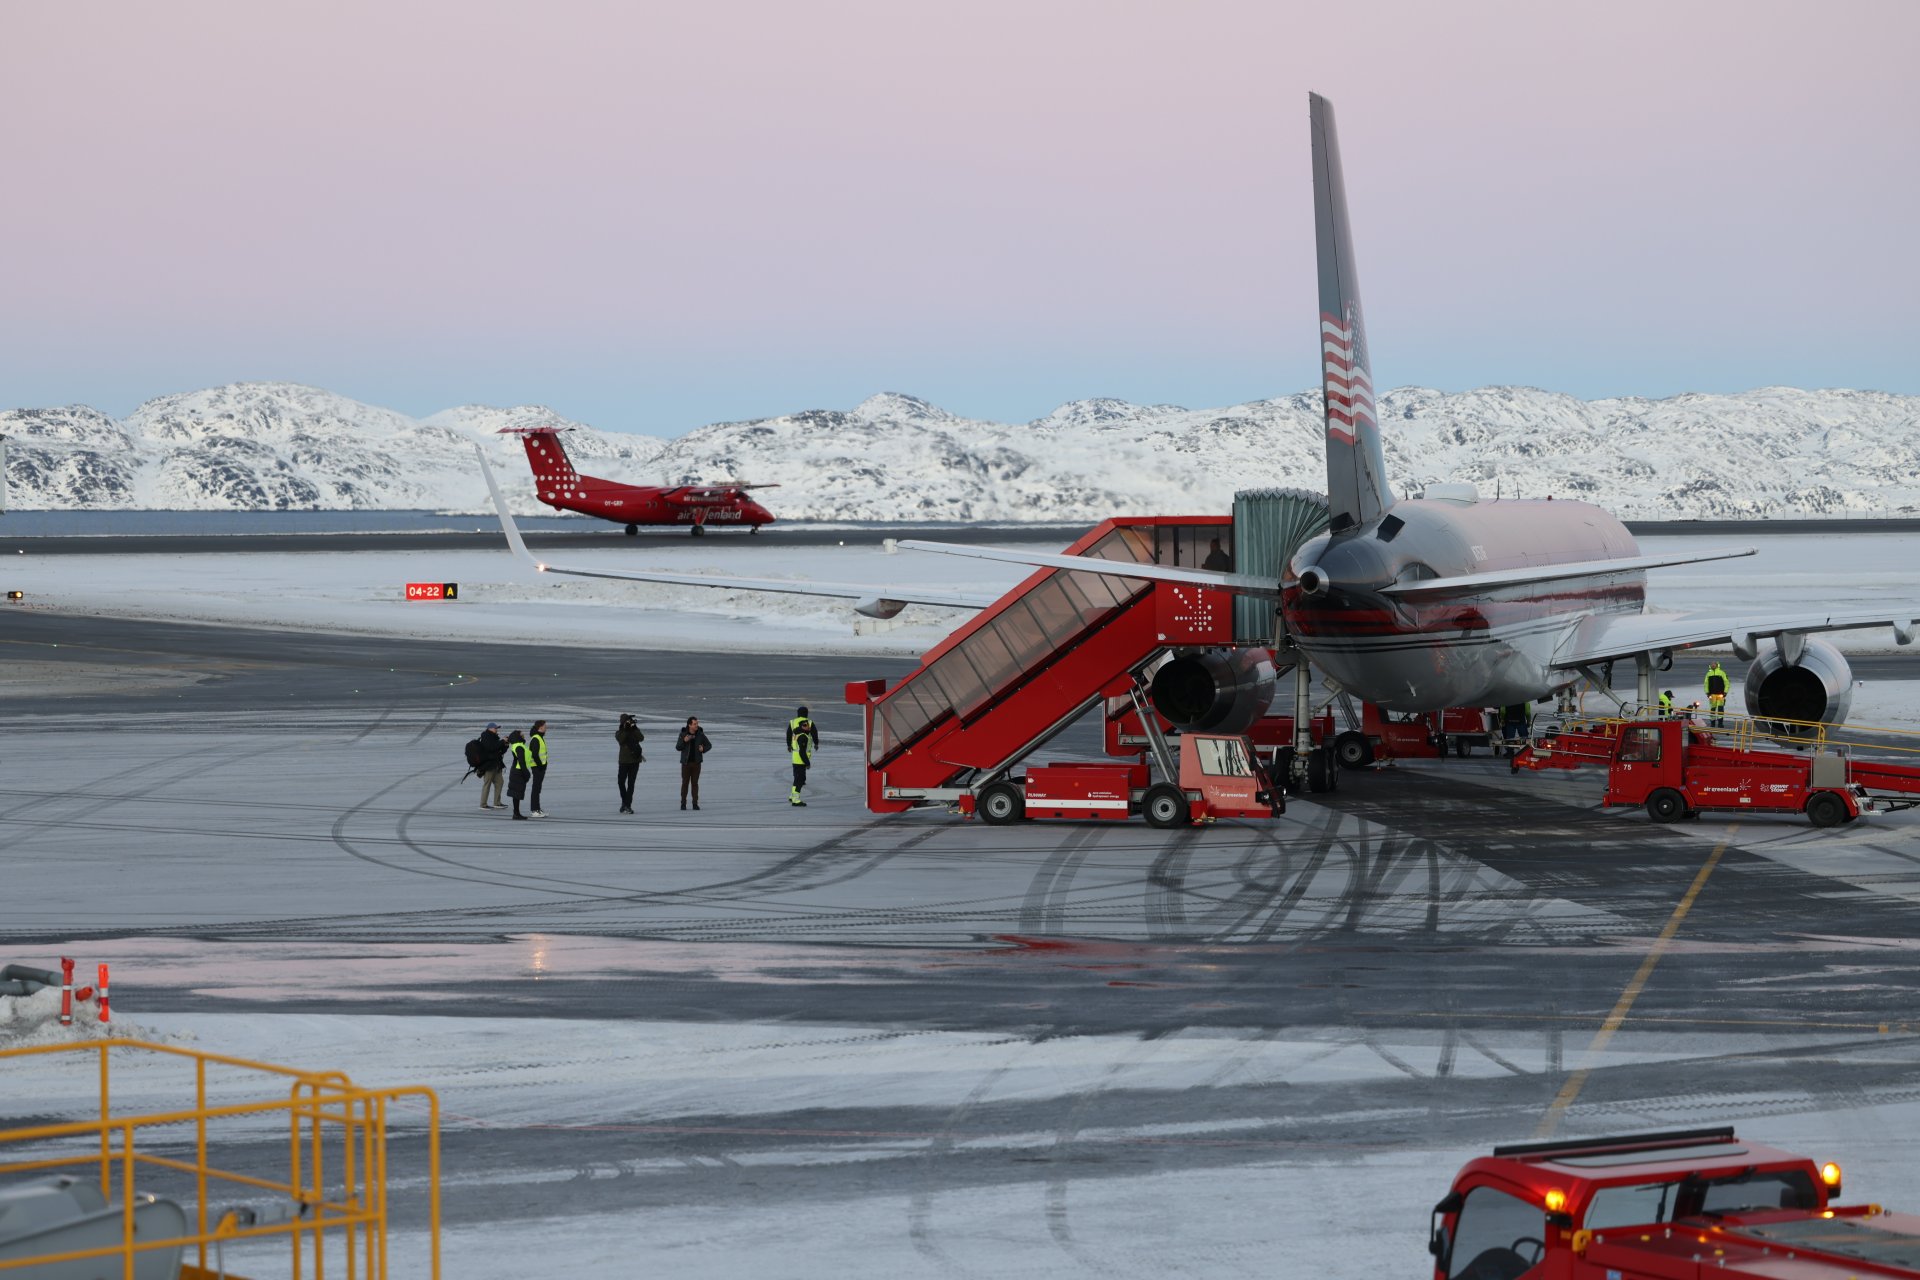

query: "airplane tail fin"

left=500, top=426, right=581, bottom=497
left=1310, top=93, right=1392, bottom=536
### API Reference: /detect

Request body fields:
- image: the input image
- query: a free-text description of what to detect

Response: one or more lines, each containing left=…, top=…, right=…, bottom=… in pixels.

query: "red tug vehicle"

left=1433, top=1126, right=1920, bottom=1279
left=1512, top=715, right=1920, bottom=827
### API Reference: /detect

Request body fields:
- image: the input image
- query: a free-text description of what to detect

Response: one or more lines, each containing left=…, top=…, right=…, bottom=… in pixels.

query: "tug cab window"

left=1448, top=1186, right=1545, bottom=1280
left=1618, top=726, right=1662, bottom=764
left=1194, top=737, right=1255, bottom=777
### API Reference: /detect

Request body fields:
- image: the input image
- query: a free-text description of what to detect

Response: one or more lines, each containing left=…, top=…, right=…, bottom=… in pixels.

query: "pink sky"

left=4, top=0, right=1916, bottom=432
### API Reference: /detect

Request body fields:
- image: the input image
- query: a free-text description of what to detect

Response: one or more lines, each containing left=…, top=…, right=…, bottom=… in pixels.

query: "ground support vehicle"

left=994, top=730, right=1279, bottom=828
left=1511, top=714, right=1920, bottom=827
left=0, top=1038, right=440, bottom=1279
left=1431, top=1125, right=1919, bottom=1280
left=1325, top=702, right=1496, bottom=770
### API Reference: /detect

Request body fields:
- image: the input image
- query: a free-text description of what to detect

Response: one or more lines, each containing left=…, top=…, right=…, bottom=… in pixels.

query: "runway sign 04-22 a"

left=404, top=582, right=459, bottom=601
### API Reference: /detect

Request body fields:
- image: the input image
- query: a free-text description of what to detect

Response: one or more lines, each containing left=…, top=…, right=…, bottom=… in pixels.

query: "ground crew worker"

left=1499, top=702, right=1531, bottom=754
left=477, top=722, right=508, bottom=811
left=787, top=706, right=819, bottom=806
left=1659, top=689, right=1675, bottom=718
left=528, top=719, right=551, bottom=818
left=506, top=729, right=533, bottom=820
left=1704, top=661, right=1730, bottom=728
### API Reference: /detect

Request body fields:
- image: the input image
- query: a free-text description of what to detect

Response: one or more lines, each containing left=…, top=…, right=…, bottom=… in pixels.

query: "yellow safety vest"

left=530, top=733, right=548, bottom=766
left=788, top=717, right=815, bottom=765
left=510, top=741, right=532, bottom=770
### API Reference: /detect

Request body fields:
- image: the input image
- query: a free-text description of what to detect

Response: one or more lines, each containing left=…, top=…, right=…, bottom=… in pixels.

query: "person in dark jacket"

left=676, top=717, right=712, bottom=810
left=615, top=713, right=645, bottom=814
left=505, top=729, right=533, bottom=820
left=477, top=722, right=509, bottom=810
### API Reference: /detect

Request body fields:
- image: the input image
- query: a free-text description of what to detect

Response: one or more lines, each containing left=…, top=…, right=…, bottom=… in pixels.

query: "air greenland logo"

left=1321, top=308, right=1374, bottom=446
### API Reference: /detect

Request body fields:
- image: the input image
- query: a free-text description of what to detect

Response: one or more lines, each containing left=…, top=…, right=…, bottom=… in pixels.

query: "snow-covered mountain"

left=3, top=381, right=1916, bottom=520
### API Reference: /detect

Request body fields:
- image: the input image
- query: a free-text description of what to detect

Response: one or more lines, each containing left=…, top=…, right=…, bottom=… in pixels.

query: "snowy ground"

left=8, top=532, right=1920, bottom=1277
left=7, top=530, right=1920, bottom=658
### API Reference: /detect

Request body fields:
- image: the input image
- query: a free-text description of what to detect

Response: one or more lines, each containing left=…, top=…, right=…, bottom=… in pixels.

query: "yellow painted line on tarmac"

left=1534, top=825, right=1737, bottom=1138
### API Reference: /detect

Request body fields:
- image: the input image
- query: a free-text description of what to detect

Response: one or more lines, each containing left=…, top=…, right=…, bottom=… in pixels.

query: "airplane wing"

left=894, top=540, right=1287, bottom=598
left=1379, top=546, right=1756, bottom=596
left=1554, top=608, right=1920, bottom=668
left=476, top=446, right=991, bottom=618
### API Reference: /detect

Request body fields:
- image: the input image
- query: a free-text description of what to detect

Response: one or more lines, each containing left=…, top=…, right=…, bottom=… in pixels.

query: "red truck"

left=1432, top=1126, right=1919, bottom=1279
left=974, top=731, right=1280, bottom=827
left=1512, top=717, right=1920, bottom=827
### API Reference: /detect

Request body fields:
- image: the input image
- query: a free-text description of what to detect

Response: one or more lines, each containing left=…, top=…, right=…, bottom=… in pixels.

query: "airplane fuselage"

left=1282, top=497, right=1644, bottom=710
left=539, top=483, right=775, bottom=530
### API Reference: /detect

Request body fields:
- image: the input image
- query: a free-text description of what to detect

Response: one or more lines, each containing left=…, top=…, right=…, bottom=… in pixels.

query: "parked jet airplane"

left=502, top=425, right=777, bottom=536
left=483, top=93, right=1918, bottom=729
left=895, top=94, right=1918, bottom=724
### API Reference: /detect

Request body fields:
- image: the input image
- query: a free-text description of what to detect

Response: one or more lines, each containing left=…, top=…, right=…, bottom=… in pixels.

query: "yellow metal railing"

left=0, top=1038, right=438, bottom=1280
left=1538, top=707, right=1920, bottom=761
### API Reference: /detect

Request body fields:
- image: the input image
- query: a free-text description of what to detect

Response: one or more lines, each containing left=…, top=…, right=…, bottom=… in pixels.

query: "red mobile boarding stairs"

left=845, top=517, right=1240, bottom=814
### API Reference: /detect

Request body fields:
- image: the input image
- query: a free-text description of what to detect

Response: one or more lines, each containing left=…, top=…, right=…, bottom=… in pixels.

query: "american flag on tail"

left=1321, top=307, right=1374, bottom=446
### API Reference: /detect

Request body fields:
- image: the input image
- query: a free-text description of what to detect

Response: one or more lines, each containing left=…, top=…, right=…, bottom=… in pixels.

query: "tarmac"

left=8, top=611, right=1920, bottom=1275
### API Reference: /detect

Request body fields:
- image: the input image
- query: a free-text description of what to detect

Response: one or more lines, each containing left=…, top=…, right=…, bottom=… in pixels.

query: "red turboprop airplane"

left=501, top=425, right=777, bottom=536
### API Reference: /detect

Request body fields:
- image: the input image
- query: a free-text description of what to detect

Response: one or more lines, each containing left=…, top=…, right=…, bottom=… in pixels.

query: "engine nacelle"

left=1744, top=636, right=1853, bottom=733
left=1150, top=649, right=1276, bottom=732
left=853, top=597, right=906, bottom=620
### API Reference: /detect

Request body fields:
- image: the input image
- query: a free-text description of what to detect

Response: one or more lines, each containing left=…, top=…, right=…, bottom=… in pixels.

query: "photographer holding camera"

left=614, top=713, right=645, bottom=814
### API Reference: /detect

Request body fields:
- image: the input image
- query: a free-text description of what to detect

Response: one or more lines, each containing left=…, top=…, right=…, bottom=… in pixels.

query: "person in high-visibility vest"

left=528, top=719, right=551, bottom=818
left=786, top=706, right=819, bottom=807
left=1658, top=690, right=1675, bottom=718
left=1703, top=661, right=1730, bottom=728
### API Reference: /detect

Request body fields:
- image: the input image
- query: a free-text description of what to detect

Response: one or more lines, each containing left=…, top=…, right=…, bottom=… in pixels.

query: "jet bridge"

left=845, top=517, right=1239, bottom=814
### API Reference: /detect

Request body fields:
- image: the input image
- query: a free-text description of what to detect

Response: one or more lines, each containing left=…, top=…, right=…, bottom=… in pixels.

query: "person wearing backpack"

left=473, top=722, right=509, bottom=810
left=505, top=729, right=533, bottom=820
left=614, top=713, right=645, bottom=814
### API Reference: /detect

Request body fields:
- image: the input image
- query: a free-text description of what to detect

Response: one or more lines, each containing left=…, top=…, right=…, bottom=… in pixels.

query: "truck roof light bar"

left=1492, top=1125, right=1736, bottom=1159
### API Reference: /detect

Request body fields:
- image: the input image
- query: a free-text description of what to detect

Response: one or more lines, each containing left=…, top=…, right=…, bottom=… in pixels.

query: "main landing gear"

left=624, top=523, right=638, bottom=536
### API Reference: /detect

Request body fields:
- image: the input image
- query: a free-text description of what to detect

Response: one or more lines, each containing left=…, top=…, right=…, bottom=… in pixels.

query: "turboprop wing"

left=477, top=445, right=994, bottom=618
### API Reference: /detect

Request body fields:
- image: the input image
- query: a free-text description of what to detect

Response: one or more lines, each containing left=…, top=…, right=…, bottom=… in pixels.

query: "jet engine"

left=1150, top=649, right=1276, bottom=732
left=1744, top=636, right=1853, bottom=732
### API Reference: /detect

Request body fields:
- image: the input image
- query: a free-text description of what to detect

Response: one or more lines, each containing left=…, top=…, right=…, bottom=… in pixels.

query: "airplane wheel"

left=1307, top=747, right=1337, bottom=794
left=1272, top=748, right=1300, bottom=796
left=1806, top=791, right=1848, bottom=828
left=624, top=523, right=638, bottom=536
left=977, top=782, right=1025, bottom=825
left=1334, top=731, right=1373, bottom=770
left=690, top=524, right=706, bottom=537
left=1142, top=784, right=1190, bottom=829
left=1646, top=789, right=1687, bottom=823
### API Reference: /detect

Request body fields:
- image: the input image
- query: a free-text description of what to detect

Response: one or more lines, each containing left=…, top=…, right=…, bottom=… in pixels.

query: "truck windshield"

left=1448, top=1186, right=1545, bottom=1280
left=1194, top=737, right=1254, bottom=777
left=1587, top=1170, right=1817, bottom=1228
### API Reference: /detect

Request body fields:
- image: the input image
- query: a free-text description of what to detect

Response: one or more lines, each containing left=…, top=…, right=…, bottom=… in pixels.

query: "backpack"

left=464, top=737, right=486, bottom=770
